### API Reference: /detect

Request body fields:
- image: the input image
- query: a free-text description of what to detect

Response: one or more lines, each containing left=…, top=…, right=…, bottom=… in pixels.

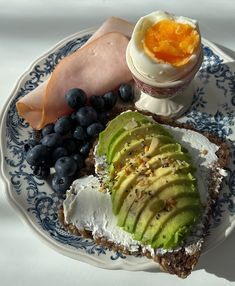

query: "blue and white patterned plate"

left=1, top=28, right=235, bottom=271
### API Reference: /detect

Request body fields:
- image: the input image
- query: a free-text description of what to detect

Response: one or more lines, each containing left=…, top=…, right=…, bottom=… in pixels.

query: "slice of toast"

left=58, top=109, right=229, bottom=278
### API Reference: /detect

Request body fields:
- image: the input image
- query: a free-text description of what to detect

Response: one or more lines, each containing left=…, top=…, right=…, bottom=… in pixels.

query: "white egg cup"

left=126, top=44, right=203, bottom=118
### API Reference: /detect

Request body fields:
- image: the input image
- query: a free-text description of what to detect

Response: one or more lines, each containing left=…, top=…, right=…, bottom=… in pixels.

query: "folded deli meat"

left=16, top=18, right=134, bottom=130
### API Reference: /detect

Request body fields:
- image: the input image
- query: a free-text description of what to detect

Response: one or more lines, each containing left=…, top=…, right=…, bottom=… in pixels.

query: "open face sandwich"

left=59, top=109, right=229, bottom=278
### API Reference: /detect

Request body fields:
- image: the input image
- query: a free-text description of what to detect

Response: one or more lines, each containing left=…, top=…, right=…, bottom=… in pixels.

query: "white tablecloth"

left=1, top=1, right=235, bottom=285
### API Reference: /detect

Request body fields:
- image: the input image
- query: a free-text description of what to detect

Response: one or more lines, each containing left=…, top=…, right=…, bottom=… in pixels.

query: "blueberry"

left=87, top=122, right=104, bottom=137
left=24, top=139, right=39, bottom=153
left=52, top=147, right=68, bottom=163
left=52, top=174, right=73, bottom=195
left=61, top=138, right=78, bottom=154
left=80, top=142, right=91, bottom=156
left=55, top=156, right=77, bottom=177
left=54, top=116, right=72, bottom=135
left=103, top=91, right=117, bottom=109
left=71, top=153, right=84, bottom=169
left=118, top=84, right=134, bottom=102
left=73, top=126, right=86, bottom=141
left=31, top=165, right=50, bottom=180
left=90, top=95, right=105, bottom=111
left=69, top=112, right=79, bottom=132
left=26, top=144, right=50, bottom=166
left=42, top=123, right=55, bottom=137
left=31, top=129, right=42, bottom=142
left=76, top=106, right=97, bottom=126
left=70, top=111, right=77, bottom=121
left=41, top=133, right=62, bottom=149
left=65, top=88, right=87, bottom=109
left=98, top=112, right=108, bottom=125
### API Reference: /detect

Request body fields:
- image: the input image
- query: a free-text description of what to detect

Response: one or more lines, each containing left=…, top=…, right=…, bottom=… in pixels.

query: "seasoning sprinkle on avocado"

left=98, top=111, right=202, bottom=249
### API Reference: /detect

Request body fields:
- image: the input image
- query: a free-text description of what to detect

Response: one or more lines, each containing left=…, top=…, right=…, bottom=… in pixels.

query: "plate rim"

left=0, top=27, right=235, bottom=270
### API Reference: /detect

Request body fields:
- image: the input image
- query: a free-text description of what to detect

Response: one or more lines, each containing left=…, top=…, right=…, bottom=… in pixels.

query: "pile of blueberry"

left=24, top=84, right=134, bottom=196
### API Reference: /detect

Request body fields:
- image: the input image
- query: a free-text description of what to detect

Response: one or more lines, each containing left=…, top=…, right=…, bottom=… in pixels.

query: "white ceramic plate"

left=1, top=28, right=235, bottom=271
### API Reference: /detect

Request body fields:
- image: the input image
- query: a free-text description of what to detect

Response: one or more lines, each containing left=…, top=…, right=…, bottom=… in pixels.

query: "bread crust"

left=58, top=105, right=229, bottom=278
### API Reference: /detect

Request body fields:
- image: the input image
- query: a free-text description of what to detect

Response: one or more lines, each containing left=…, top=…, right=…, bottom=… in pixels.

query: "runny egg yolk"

left=143, top=19, right=200, bottom=67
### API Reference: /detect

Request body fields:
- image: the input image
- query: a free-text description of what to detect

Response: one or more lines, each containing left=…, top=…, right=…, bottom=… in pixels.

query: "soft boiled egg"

left=129, top=11, right=202, bottom=82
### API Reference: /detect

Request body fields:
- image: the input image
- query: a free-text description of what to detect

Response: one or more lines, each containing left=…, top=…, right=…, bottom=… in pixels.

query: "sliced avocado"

left=109, top=140, right=182, bottom=178
left=97, top=111, right=151, bottom=156
left=117, top=169, right=194, bottom=228
left=133, top=196, right=167, bottom=241
left=117, top=187, right=148, bottom=228
left=146, top=172, right=196, bottom=193
left=110, top=159, right=138, bottom=200
left=111, top=172, right=139, bottom=215
left=108, top=138, right=149, bottom=178
left=151, top=205, right=201, bottom=249
left=114, top=160, right=187, bottom=221
left=148, top=143, right=182, bottom=157
left=147, top=152, right=192, bottom=169
left=107, top=125, right=174, bottom=163
left=98, top=110, right=202, bottom=249
left=121, top=169, right=195, bottom=232
left=133, top=182, right=198, bottom=241
left=124, top=198, right=166, bottom=233
left=142, top=198, right=201, bottom=247
left=112, top=150, right=192, bottom=189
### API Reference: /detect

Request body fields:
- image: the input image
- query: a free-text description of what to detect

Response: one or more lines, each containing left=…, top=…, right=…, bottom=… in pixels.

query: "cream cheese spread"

left=63, top=175, right=142, bottom=252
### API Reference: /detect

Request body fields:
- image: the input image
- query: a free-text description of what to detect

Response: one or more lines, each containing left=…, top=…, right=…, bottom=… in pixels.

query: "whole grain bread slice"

left=58, top=106, right=229, bottom=278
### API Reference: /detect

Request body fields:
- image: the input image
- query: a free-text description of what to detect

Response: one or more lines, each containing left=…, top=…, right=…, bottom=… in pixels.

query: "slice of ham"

left=16, top=80, right=48, bottom=129
left=86, top=17, right=134, bottom=44
left=16, top=17, right=134, bottom=130
left=42, top=32, right=132, bottom=128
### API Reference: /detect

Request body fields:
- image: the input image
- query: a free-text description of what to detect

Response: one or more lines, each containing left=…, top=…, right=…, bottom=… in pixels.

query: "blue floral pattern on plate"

left=1, top=30, right=235, bottom=270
